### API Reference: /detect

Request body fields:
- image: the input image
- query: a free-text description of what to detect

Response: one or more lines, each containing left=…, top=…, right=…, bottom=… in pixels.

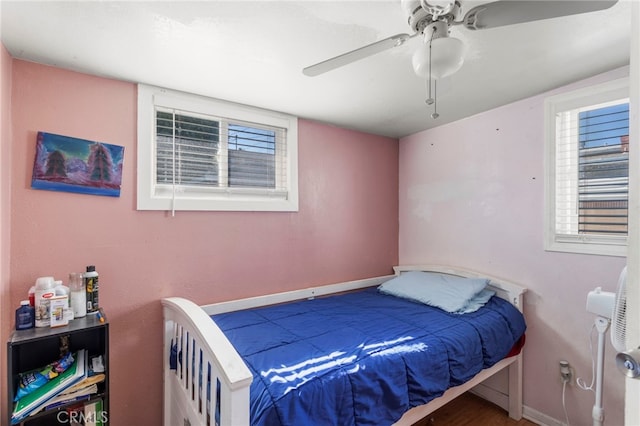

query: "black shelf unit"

left=7, top=315, right=109, bottom=425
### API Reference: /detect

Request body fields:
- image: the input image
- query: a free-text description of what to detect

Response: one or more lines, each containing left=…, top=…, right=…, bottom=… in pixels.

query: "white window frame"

left=137, top=84, right=298, bottom=212
left=544, top=77, right=629, bottom=256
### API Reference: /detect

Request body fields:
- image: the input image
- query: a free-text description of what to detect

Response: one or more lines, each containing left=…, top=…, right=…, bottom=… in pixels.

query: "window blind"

left=155, top=108, right=287, bottom=193
left=578, top=104, right=629, bottom=234
left=228, top=124, right=277, bottom=188
left=555, top=101, right=629, bottom=237
left=156, top=110, right=220, bottom=186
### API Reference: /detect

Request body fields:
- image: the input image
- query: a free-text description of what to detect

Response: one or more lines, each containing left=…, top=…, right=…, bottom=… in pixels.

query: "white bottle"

left=54, top=281, right=70, bottom=298
left=34, top=276, right=55, bottom=327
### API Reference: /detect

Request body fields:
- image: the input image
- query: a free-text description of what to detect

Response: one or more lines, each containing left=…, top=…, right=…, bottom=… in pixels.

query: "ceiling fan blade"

left=303, top=33, right=417, bottom=77
left=462, top=0, right=618, bottom=30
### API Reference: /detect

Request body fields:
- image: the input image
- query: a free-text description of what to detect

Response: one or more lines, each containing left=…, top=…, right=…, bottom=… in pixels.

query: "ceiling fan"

left=302, top=0, right=618, bottom=118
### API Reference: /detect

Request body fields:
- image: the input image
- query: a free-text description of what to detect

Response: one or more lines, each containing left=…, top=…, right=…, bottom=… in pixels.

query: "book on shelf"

left=84, top=399, right=105, bottom=426
left=11, top=350, right=87, bottom=424
left=42, top=383, right=98, bottom=411
left=61, top=373, right=105, bottom=396
left=65, top=402, right=87, bottom=426
left=32, top=369, right=104, bottom=414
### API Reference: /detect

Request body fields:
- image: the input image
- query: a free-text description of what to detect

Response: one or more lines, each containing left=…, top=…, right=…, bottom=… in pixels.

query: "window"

left=137, top=84, right=298, bottom=212
left=544, top=78, right=629, bottom=256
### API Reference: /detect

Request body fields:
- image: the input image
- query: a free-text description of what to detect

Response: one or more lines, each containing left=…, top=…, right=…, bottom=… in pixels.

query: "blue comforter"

left=212, top=288, right=526, bottom=426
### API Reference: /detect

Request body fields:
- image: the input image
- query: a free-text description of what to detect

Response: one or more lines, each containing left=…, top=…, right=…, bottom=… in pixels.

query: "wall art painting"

left=31, top=131, right=124, bottom=197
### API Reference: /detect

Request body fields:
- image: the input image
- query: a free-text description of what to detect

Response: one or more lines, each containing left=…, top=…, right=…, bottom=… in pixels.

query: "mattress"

left=212, top=287, right=526, bottom=426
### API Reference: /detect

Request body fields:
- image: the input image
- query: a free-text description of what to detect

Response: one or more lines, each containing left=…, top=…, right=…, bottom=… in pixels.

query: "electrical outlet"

left=560, top=360, right=572, bottom=383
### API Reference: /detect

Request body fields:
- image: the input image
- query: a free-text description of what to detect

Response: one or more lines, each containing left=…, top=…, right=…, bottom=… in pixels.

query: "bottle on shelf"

left=15, top=300, right=34, bottom=330
left=34, top=276, right=55, bottom=328
left=84, top=265, right=99, bottom=314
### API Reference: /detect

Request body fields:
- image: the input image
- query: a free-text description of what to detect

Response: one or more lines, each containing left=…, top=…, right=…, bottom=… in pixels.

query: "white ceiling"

left=0, top=0, right=632, bottom=138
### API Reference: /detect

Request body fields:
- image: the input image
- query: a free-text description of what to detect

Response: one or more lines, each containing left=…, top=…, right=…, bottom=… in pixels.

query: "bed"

left=162, top=265, right=527, bottom=426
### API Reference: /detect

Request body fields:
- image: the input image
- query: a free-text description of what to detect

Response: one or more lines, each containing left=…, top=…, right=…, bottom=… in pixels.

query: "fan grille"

left=611, top=266, right=627, bottom=352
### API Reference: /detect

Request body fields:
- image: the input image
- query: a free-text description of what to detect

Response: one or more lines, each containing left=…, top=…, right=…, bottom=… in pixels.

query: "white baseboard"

left=522, top=405, right=565, bottom=426
left=472, top=383, right=565, bottom=426
left=471, top=372, right=564, bottom=426
left=471, top=384, right=509, bottom=411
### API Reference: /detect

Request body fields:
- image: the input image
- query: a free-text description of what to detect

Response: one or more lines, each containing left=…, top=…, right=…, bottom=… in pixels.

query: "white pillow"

left=378, top=271, right=489, bottom=313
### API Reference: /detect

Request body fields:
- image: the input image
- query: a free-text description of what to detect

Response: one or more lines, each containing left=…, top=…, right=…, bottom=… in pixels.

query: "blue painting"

left=31, top=131, right=124, bottom=197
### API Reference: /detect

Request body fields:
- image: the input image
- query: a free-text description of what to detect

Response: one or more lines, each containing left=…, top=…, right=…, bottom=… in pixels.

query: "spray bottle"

left=84, top=265, right=99, bottom=314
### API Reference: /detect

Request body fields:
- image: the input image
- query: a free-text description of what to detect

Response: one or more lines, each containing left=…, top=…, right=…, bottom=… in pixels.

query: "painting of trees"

left=31, top=131, right=124, bottom=197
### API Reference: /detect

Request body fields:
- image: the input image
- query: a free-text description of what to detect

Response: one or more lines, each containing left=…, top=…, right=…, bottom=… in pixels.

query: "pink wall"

left=8, top=60, right=398, bottom=424
left=399, top=68, right=628, bottom=425
left=1, top=43, right=13, bottom=421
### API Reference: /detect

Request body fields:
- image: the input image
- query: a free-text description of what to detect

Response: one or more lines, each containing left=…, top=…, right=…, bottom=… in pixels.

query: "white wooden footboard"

left=162, top=266, right=526, bottom=426
left=162, top=297, right=252, bottom=426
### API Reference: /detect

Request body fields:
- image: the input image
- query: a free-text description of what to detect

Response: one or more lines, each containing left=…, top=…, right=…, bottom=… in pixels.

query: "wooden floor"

left=411, top=392, right=537, bottom=426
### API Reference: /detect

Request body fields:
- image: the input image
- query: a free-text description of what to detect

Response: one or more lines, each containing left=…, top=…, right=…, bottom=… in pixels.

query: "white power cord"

left=562, top=379, right=571, bottom=426
left=577, top=323, right=597, bottom=393
left=562, top=323, right=599, bottom=426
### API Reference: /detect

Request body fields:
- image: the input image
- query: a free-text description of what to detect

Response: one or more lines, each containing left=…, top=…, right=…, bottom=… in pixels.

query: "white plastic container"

left=55, top=283, right=70, bottom=297
left=34, top=276, right=55, bottom=327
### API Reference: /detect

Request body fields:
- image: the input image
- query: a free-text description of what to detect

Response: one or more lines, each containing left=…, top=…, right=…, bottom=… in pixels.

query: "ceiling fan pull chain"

left=425, top=25, right=439, bottom=119
left=425, top=26, right=436, bottom=106
left=425, top=78, right=433, bottom=106
left=426, top=42, right=433, bottom=104
left=431, top=80, right=439, bottom=119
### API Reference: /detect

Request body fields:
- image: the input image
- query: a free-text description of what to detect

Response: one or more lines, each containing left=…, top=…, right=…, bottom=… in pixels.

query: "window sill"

left=545, top=237, right=627, bottom=257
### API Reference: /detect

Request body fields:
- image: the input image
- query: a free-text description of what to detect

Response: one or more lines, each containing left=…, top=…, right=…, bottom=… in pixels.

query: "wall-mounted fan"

left=303, top=0, right=618, bottom=118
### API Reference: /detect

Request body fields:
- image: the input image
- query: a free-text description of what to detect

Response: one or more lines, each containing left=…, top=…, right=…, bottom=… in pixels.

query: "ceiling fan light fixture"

left=412, top=35, right=465, bottom=79
left=420, top=0, right=456, bottom=17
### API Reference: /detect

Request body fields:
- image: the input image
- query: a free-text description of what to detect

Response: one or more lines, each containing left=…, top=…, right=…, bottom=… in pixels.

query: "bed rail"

left=201, top=275, right=394, bottom=315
